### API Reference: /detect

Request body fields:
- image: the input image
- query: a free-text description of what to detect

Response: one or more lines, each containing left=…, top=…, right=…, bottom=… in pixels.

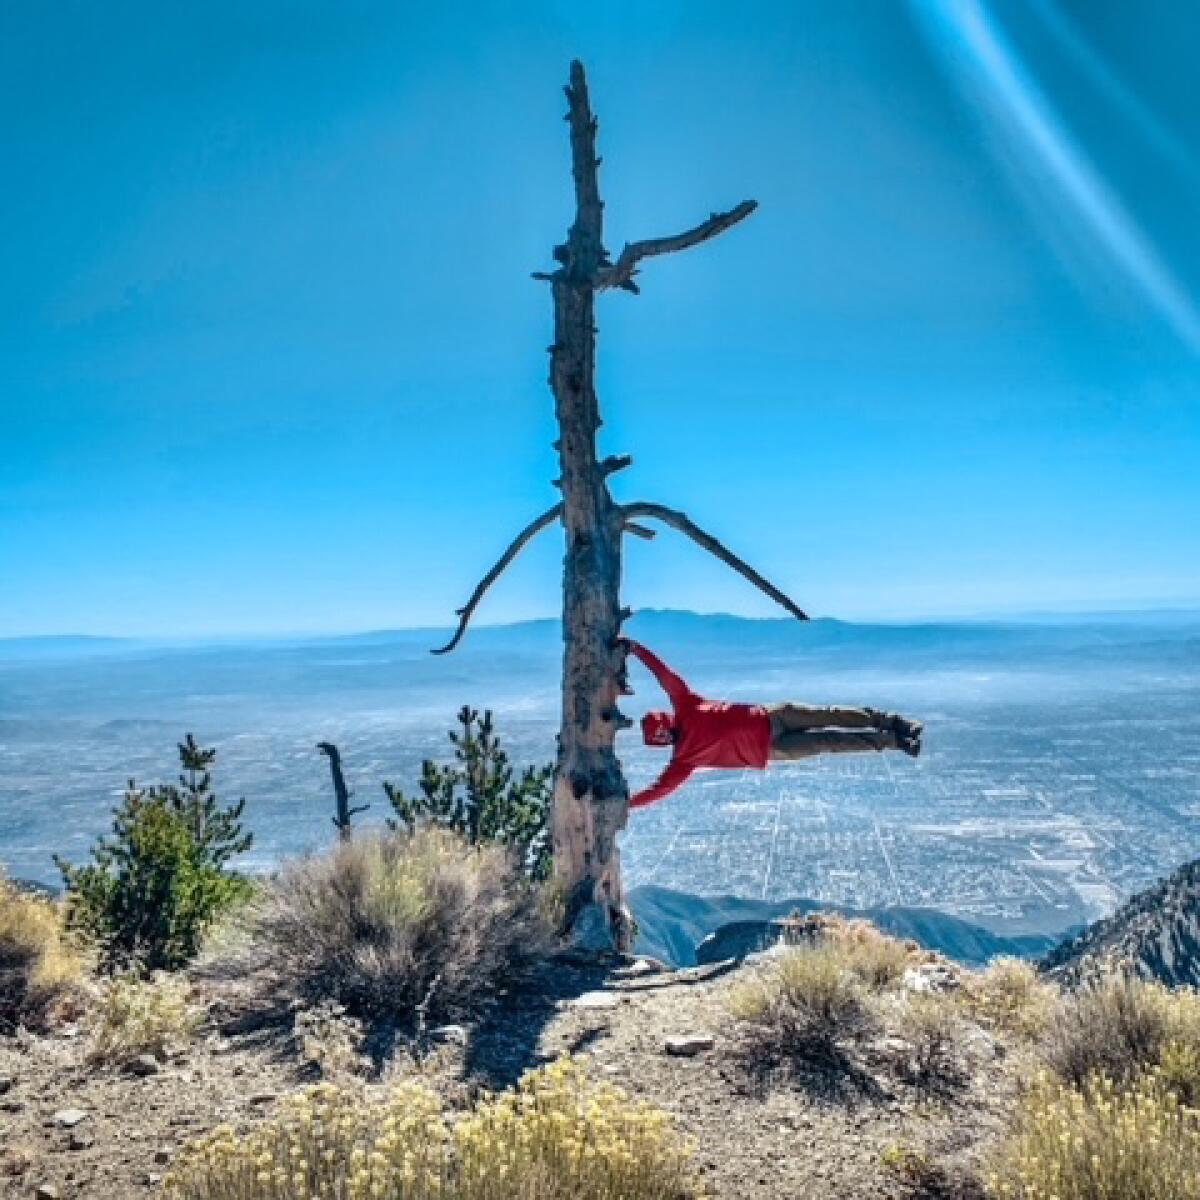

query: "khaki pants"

left=766, top=702, right=897, bottom=761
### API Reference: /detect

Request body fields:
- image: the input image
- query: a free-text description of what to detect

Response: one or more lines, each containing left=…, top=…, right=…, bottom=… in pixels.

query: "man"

left=619, top=638, right=923, bottom=809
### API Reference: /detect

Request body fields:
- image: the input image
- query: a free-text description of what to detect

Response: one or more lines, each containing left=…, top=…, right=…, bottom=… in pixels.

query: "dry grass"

left=816, top=915, right=916, bottom=989
left=162, top=1057, right=701, bottom=1200
left=1042, top=975, right=1172, bottom=1089
left=88, top=974, right=200, bottom=1065
left=199, top=827, right=553, bottom=1025
left=987, top=1070, right=1200, bottom=1200
left=0, top=876, right=84, bottom=1031
left=963, top=957, right=1055, bottom=1041
left=728, top=940, right=871, bottom=1060
left=895, top=992, right=966, bottom=1087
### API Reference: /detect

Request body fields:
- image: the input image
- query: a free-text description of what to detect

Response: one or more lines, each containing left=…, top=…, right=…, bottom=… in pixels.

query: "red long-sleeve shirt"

left=626, top=640, right=771, bottom=809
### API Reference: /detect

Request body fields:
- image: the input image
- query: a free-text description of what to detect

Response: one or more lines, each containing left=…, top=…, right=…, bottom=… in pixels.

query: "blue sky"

left=2, top=0, right=1198, bottom=637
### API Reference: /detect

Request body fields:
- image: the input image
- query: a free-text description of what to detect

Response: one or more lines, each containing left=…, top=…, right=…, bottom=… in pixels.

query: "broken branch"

left=601, top=453, right=633, bottom=476
left=595, top=200, right=758, bottom=293
left=622, top=501, right=808, bottom=622
left=432, top=503, right=564, bottom=654
left=624, top=521, right=656, bottom=540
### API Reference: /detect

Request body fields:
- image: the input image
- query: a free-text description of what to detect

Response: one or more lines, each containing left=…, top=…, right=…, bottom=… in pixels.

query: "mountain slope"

left=629, top=883, right=1057, bottom=967
left=1042, top=858, right=1200, bottom=986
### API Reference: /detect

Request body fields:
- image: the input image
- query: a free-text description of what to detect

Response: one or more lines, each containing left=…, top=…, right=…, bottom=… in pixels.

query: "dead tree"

left=433, top=61, right=807, bottom=952
left=316, top=742, right=368, bottom=841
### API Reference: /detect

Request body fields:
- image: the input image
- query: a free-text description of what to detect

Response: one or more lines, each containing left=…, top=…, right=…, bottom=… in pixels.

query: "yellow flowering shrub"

left=162, top=1057, right=701, bottom=1200
left=987, top=1070, right=1200, bottom=1200
left=88, top=973, right=199, bottom=1065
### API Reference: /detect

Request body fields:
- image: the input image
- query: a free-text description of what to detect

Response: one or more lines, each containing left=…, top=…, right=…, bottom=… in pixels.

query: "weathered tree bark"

left=316, top=742, right=368, bottom=842
left=544, top=63, right=632, bottom=951
left=433, top=60, right=806, bottom=954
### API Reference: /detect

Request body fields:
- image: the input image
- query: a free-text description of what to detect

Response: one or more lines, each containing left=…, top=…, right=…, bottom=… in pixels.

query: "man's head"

left=641, top=710, right=675, bottom=747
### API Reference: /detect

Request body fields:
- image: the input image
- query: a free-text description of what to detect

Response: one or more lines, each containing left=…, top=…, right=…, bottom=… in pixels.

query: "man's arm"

left=630, top=759, right=693, bottom=809
left=623, top=639, right=693, bottom=708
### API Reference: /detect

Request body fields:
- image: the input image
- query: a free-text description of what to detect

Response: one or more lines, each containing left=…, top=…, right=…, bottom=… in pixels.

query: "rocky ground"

left=0, top=952, right=1023, bottom=1200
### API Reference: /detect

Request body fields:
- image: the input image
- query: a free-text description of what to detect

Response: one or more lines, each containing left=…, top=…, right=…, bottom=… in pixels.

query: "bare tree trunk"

left=545, top=64, right=631, bottom=948
left=317, top=742, right=368, bottom=842
left=433, top=59, right=804, bottom=955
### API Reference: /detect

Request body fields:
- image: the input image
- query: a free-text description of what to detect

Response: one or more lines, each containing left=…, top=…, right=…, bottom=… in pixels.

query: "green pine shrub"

left=385, top=706, right=553, bottom=880
left=56, top=735, right=253, bottom=973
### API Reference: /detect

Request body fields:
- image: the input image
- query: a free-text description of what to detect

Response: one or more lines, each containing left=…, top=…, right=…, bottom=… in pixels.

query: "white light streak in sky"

left=1031, top=0, right=1200, bottom=193
left=911, top=0, right=1200, bottom=351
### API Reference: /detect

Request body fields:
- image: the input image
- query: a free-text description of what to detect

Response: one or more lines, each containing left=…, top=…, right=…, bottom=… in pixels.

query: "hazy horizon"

left=6, top=600, right=1200, bottom=645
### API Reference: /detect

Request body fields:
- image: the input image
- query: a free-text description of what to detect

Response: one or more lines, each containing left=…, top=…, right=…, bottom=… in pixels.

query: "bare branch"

left=595, top=200, right=758, bottom=293
left=432, top=503, right=564, bottom=655
left=622, top=501, right=808, bottom=622
left=624, top=521, right=656, bottom=540
left=601, top=453, right=632, bottom=476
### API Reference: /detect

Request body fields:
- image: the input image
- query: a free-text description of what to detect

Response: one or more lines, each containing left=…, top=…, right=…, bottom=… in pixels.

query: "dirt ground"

left=0, top=955, right=1019, bottom=1200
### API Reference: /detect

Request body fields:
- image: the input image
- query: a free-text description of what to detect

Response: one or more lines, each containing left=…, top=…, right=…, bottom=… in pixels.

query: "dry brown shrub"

left=200, top=827, right=553, bottom=1025
left=729, top=940, right=871, bottom=1060
left=1042, top=974, right=1170, bottom=1089
left=963, top=956, right=1055, bottom=1040
left=0, top=876, right=84, bottom=1031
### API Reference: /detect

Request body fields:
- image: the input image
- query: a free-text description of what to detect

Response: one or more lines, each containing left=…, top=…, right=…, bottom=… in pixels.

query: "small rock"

left=129, top=1054, right=160, bottom=1077
left=664, top=1034, right=714, bottom=1057
left=154, top=1149, right=172, bottom=1166
left=569, top=991, right=619, bottom=1011
left=0, top=1075, right=13, bottom=1094
left=53, top=1109, right=88, bottom=1129
left=35, top=1185, right=60, bottom=1200
left=68, top=1132, right=94, bottom=1151
left=145, top=1173, right=161, bottom=1187
left=616, top=958, right=663, bottom=979
left=429, top=1024, right=468, bottom=1047
left=249, top=1092, right=277, bottom=1106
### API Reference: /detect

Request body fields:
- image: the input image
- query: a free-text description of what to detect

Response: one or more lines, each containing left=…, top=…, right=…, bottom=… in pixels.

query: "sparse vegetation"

left=728, top=940, right=871, bottom=1060
left=385, top=706, right=554, bottom=880
left=896, top=991, right=966, bottom=1087
left=88, top=973, right=199, bottom=1066
left=162, top=1057, right=701, bottom=1200
left=200, top=826, right=552, bottom=1025
left=0, top=876, right=83, bottom=1031
left=816, top=914, right=916, bottom=988
left=988, top=1070, right=1200, bottom=1200
left=1042, top=974, right=1173, bottom=1089
left=56, top=736, right=253, bottom=973
left=963, top=956, right=1055, bottom=1040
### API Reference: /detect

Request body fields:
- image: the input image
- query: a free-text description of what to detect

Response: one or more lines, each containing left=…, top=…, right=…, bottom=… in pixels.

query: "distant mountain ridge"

left=5, top=608, right=1197, bottom=671
left=1042, top=858, right=1200, bottom=987
left=628, top=883, right=1059, bottom=968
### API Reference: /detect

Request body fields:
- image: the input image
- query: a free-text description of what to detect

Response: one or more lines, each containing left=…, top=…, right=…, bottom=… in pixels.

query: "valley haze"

left=3, top=609, right=1198, bottom=956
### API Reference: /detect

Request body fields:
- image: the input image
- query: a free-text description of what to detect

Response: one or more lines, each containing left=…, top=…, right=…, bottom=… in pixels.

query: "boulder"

left=695, top=918, right=809, bottom=964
